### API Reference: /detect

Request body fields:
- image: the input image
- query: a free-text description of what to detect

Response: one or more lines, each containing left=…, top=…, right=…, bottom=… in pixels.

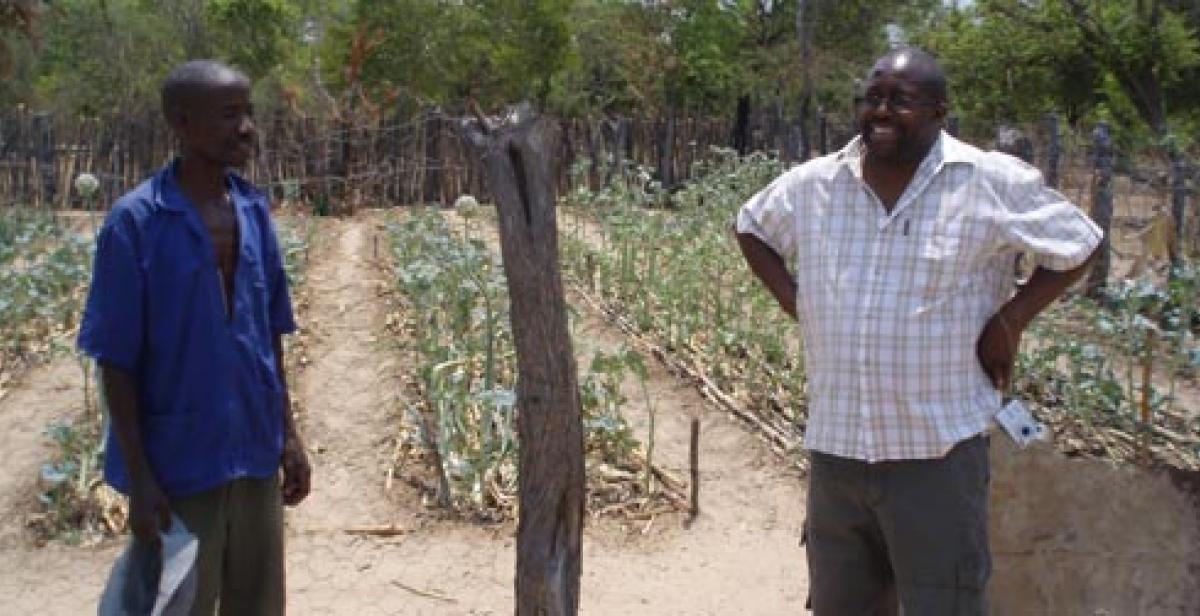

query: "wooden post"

left=1138, top=332, right=1155, bottom=461
left=459, top=104, right=584, bottom=616
left=110, top=116, right=124, bottom=204
left=34, top=112, right=56, bottom=209
left=796, top=0, right=815, bottom=162
left=423, top=107, right=444, bottom=205
left=1086, top=121, right=1114, bottom=298
left=656, top=97, right=676, bottom=194
left=732, top=95, right=751, bottom=156
left=1168, top=142, right=1188, bottom=266
left=1043, top=112, right=1061, bottom=188
left=818, top=111, right=828, bottom=156
left=688, top=418, right=700, bottom=523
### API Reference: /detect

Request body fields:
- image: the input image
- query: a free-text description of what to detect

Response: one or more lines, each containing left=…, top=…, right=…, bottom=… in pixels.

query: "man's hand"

left=281, top=433, right=311, bottom=506
left=128, top=475, right=171, bottom=545
left=976, top=312, right=1021, bottom=393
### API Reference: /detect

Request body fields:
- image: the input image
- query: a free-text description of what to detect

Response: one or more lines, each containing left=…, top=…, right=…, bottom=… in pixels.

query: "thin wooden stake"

left=687, top=417, right=700, bottom=525
left=1139, top=332, right=1155, bottom=461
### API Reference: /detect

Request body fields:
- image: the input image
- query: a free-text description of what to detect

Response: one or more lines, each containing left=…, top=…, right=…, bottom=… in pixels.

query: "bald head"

left=869, top=47, right=948, bottom=104
left=161, top=60, right=250, bottom=125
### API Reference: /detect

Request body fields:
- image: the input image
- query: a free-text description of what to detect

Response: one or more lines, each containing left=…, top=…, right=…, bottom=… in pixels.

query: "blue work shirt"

left=78, top=160, right=297, bottom=498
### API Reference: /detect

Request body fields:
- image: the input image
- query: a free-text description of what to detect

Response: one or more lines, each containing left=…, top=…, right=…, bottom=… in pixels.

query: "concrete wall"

left=989, top=434, right=1200, bottom=615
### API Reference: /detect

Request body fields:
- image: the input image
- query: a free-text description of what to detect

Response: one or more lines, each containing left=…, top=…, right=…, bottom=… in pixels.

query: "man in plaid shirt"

left=736, top=48, right=1101, bottom=614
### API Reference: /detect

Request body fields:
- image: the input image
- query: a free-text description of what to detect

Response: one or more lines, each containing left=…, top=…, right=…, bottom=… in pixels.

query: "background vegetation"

left=3, top=0, right=1196, bottom=150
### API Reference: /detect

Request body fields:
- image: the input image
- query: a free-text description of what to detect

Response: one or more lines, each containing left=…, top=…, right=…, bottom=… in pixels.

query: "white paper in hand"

left=98, top=514, right=198, bottom=616
left=995, top=398, right=1048, bottom=448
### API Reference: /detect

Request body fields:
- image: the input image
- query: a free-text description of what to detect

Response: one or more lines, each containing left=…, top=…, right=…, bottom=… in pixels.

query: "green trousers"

left=171, top=476, right=285, bottom=616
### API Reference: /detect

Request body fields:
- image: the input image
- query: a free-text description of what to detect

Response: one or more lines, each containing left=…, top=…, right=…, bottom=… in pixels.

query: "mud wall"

left=989, top=434, right=1200, bottom=615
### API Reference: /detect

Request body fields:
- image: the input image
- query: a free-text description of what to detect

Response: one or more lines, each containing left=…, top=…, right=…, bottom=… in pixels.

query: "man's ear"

left=164, top=103, right=190, bottom=133
left=934, top=100, right=949, bottom=122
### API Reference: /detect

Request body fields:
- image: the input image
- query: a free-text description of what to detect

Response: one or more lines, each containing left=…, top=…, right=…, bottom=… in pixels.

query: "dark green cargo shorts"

left=805, top=435, right=990, bottom=616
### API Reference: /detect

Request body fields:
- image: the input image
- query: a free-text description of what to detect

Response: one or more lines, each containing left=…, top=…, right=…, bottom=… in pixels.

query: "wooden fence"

left=0, top=107, right=863, bottom=212
left=0, top=108, right=1190, bottom=266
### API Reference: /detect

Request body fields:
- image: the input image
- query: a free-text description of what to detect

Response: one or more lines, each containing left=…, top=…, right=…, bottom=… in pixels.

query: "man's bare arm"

left=274, top=334, right=310, bottom=506
left=736, top=232, right=798, bottom=321
left=100, top=363, right=170, bottom=542
left=977, top=251, right=1099, bottom=391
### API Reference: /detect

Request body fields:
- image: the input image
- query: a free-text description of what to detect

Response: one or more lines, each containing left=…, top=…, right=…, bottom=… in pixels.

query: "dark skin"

left=737, top=49, right=1098, bottom=395
left=102, top=70, right=310, bottom=545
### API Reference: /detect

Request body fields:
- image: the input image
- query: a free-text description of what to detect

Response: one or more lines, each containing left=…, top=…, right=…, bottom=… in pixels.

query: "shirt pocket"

left=912, top=219, right=972, bottom=301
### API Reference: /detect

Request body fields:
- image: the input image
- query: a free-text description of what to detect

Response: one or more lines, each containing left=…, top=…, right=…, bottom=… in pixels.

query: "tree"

left=918, top=0, right=1199, bottom=140
left=326, top=0, right=573, bottom=111
left=460, top=105, right=585, bottom=616
left=30, top=0, right=183, bottom=114
left=918, top=0, right=1199, bottom=273
left=206, top=0, right=302, bottom=80
left=15, top=0, right=311, bottom=115
left=0, top=0, right=43, bottom=77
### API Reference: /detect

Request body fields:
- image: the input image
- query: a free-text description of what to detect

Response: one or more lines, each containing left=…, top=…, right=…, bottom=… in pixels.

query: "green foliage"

left=34, top=411, right=110, bottom=545
left=0, top=210, right=91, bottom=368
left=562, top=149, right=809, bottom=465
left=918, top=0, right=1200, bottom=141
left=18, top=0, right=310, bottom=114
left=580, top=348, right=642, bottom=463
left=8, top=0, right=1198, bottom=163
left=917, top=1, right=1097, bottom=130
left=328, top=0, right=572, bottom=108
left=274, top=215, right=315, bottom=288
left=206, top=0, right=302, bottom=79
left=30, top=0, right=180, bottom=114
left=385, top=208, right=654, bottom=517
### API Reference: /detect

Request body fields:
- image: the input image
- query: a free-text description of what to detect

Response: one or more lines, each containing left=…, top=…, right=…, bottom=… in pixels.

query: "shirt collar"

left=152, top=158, right=257, bottom=213
left=836, top=130, right=974, bottom=173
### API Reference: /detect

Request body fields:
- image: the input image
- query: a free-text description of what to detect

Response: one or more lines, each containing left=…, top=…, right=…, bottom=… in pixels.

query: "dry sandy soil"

left=0, top=212, right=808, bottom=615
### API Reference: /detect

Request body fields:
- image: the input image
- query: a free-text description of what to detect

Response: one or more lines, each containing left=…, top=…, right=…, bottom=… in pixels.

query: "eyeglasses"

left=857, top=93, right=939, bottom=113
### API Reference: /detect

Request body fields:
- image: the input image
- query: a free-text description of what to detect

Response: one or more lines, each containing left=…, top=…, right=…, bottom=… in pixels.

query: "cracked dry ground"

left=0, top=211, right=809, bottom=615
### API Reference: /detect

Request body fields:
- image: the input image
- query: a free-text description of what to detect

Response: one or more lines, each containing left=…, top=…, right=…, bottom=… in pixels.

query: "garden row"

left=560, top=151, right=811, bottom=469
left=381, top=207, right=685, bottom=522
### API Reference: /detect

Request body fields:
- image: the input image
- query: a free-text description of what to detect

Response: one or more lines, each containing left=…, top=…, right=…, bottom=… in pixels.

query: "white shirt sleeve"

left=735, top=171, right=799, bottom=260
left=995, top=154, right=1103, bottom=271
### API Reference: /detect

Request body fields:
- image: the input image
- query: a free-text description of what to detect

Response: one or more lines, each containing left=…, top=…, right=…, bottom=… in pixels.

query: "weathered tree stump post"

left=459, top=104, right=585, bottom=616
left=1086, top=121, right=1114, bottom=298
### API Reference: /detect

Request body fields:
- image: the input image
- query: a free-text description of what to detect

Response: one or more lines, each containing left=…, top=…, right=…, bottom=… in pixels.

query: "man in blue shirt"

left=80, top=60, right=310, bottom=615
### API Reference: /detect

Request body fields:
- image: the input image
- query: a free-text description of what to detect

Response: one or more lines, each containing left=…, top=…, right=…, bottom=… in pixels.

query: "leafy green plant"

left=561, top=150, right=808, bottom=467
left=385, top=208, right=674, bottom=518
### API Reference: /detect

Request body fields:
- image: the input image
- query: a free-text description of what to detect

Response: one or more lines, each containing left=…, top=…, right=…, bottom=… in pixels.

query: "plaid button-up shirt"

left=737, top=132, right=1102, bottom=462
